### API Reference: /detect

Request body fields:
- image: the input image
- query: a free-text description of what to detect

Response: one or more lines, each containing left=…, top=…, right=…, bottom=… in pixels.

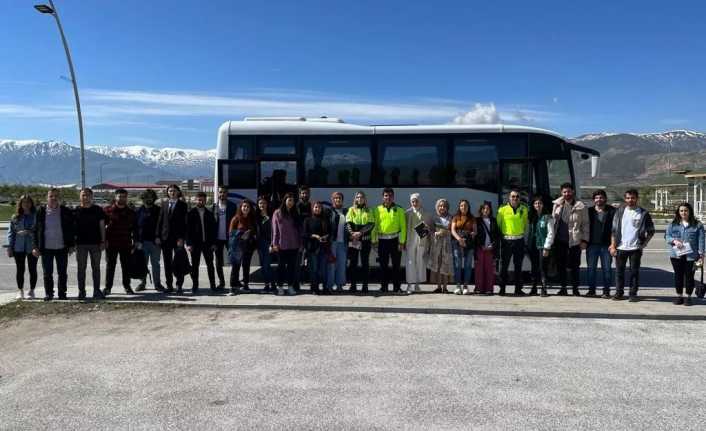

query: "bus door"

left=257, top=157, right=299, bottom=208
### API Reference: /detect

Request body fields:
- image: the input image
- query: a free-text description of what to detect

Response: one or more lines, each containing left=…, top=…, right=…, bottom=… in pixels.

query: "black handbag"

left=173, top=247, right=192, bottom=277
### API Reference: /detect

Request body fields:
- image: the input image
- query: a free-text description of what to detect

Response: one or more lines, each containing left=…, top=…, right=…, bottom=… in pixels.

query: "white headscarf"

left=409, top=193, right=423, bottom=216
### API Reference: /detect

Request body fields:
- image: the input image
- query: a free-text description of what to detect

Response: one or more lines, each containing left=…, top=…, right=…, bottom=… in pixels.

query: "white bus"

left=214, top=117, right=600, bottom=211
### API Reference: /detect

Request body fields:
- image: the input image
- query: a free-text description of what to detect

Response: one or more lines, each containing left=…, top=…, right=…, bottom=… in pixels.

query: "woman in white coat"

left=405, top=193, right=428, bottom=293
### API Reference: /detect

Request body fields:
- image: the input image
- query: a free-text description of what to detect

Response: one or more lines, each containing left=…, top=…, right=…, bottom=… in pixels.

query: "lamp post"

left=35, top=0, right=86, bottom=189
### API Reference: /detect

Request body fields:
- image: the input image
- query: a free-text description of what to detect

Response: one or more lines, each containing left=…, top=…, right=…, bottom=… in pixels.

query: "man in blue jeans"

left=327, top=191, right=349, bottom=292
left=586, top=190, right=616, bottom=298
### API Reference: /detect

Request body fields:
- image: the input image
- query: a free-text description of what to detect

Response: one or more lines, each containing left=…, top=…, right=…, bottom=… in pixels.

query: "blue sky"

left=1, top=0, right=705, bottom=150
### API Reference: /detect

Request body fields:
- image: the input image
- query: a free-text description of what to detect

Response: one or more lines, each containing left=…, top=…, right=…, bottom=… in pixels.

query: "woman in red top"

left=228, top=200, right=257, bottom=294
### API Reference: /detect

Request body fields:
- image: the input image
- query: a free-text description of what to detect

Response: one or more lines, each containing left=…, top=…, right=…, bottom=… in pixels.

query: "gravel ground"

left=1, top=306, right=705, bottom=430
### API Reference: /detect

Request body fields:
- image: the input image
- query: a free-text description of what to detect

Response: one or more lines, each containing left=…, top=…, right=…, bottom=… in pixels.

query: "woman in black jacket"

left=302, top=201, right=331, bottom=295
left=256, top=196, right=275, bottom=292
left=474, top=201, right=501, bottom=295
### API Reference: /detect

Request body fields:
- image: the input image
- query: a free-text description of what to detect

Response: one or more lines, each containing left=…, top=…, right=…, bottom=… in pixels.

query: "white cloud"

left=451, top=103, right=501, bottom=124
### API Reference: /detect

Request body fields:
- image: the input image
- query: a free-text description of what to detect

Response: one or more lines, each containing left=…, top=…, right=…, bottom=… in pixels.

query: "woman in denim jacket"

left=6, top=195, right=38, bottom=299
left=665, top=202, right=705, bottom=306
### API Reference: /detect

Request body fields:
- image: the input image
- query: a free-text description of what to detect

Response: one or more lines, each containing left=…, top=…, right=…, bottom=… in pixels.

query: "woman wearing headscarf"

left=404, top=193, right=428, bottom=293
left=428, top=198, right=454, bottom=293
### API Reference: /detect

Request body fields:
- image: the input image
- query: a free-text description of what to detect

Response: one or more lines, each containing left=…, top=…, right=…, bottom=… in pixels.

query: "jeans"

left=587, top=244, right=612, bottom=291
left=670, top=257, right=696, bottom=296
left=327, top=241, right=347, bottom=289
left=615, top=249, right=642, bottom=295
left=277, top=249, right=298, bottom=287
left=348, top=241, right=371, bottom=289
left=308, top=249, right=328, bottom=290
left=76, top=244, right=102, bottom=294
left=553, top=241, right=582, bottom=289
left=106, top=248, right=131, bottom=291
left=452, top=241, right=474, bottom=286
left=141, top=241, right=161, bottom=287
left=500, top=238, right=524, bottom=291
left=527, top=246, right=549, bottom=286
left=191, top=244, right=216, bottom=289
left=229, top=246, right=253, bottom=287
left=257, top=241, right=274, bottom=285
left=41, top=248, right=68, bottom=298
left=13, top=251, right=38, bottom=291
left=378, top=238, right=402, bottom=291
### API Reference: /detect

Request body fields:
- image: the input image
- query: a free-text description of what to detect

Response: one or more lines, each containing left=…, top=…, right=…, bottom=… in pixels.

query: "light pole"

left=35, top=1, right=86, bottom=189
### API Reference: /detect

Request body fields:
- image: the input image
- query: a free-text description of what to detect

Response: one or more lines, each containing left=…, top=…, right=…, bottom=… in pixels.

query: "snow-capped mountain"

left=0, top=140, right=214, bottom=185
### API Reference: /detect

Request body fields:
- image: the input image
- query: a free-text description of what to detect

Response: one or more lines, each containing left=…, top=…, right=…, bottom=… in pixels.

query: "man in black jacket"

left=135, top=189, right=163, bottom=292
left=156, top=184, right=188, bottom=293
left=186, top=192, right=217, bottom=293
left=32, top=188, right=75, bottom=301
left=586, top=190, right=616, bottom=298
left=212, top=187, right=237, bottom=290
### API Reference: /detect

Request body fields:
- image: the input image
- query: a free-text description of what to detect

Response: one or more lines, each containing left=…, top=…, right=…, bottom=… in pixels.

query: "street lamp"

left=35, top=0, right=86, bottom=189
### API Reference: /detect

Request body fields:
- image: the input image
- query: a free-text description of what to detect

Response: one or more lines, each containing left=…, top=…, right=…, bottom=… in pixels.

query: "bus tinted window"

left=453, top=138, right=498, bottom=192
left=378, top=137, right=447, bottom=186
left=529, top=133, right=566, bottom=158
left=258, top=137, right=297, bottom=155
left=497, top=134, right=528, bottom=159
left=303, top=138, right=372, bottom=186
left=228, top=136, right=255, bottom=160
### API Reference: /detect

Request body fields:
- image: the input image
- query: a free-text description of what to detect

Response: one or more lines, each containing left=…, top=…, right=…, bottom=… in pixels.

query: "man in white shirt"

left=326, top=191, right=348, bottom=291
left=609, top=189, right=655, bottom=302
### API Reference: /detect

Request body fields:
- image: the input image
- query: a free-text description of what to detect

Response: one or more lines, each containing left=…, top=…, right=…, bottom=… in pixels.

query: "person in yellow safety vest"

left=372, top=188, right=406, bottom=293
left=496, top=189, right=529, bottom=296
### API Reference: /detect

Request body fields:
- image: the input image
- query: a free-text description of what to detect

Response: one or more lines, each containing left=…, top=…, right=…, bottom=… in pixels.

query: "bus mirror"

left=580, top=153, right=590, bottom=160
left=591, top=155, right=600, bottom=178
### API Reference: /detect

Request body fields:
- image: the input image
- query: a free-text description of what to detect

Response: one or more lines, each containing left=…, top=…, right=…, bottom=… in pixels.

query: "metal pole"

left=48, top=0, right=86, bottom=189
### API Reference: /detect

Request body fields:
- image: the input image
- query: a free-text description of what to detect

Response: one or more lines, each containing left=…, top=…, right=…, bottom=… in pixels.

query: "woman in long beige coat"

left=428, top=198, right=454, bottom=293
left=404, top=193, right=428, bottom=294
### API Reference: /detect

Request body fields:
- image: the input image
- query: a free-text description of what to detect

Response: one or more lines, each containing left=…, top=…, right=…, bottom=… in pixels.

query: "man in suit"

left=212, top=186, right=237, bottom=290
left=186, top=192, right=217, bottom=293
left=32, top=188, right=75, bottom=301
left=156, top=184, right=188, bottom=294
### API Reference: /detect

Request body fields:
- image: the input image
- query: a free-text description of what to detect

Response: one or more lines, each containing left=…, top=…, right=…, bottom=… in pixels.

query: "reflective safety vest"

left=373, top=204, right=407, bottom=245
left=496, top=203, right=529, bottom=237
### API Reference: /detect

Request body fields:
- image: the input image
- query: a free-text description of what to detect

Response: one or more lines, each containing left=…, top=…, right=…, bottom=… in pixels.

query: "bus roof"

left=220, top=118, right=568, bottom=140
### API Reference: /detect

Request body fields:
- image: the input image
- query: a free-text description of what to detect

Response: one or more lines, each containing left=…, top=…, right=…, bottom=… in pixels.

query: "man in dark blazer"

left=156, top=184, right=188, bottom=293
left=186, top=192, right=217, bottom=293
left=212, top=186, right=237, bottom=290
left=32, top=188, right=75, bottom=301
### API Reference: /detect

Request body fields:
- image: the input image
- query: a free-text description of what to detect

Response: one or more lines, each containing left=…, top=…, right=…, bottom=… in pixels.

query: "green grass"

left=0, top=204, right=14, bottom=222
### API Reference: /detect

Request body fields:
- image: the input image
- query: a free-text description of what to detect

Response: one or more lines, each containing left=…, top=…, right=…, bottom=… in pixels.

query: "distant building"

left=91, top=183, right=162, bottom=194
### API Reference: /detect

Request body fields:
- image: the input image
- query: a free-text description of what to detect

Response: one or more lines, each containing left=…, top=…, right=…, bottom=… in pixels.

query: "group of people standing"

left=6, top=183, right=704, bottom=305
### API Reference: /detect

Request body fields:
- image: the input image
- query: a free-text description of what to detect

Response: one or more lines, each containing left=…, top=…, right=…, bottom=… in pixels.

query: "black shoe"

left=92, top=289, right=105, bottom=300
left=176, top=287, right=183, bottom=295
left=43, top=296, right=53, bottom=302
left=628, top=295, right=639, bottom=302
left=612, top=291, right=626, bottom=301
left=557, top=288, right=568, bottom=296
left=498, top=287, right=506, bottom=296
left=684, top=296, right=693, bottom=306
left=586, top=289, right=597, bottom=298
left=217, top=282, right=225, bottom=290
left=230, top=287, right=239, bottom=295
left=393, top=286, right=401, bottom=293
left=572, top=288, right=581, bottom=297
left=57, top=294, right=67, bottom=300
left=529, top=286, right=538, bottom=296
left=601, top=290, right=611, bottom=299
left=350, top=284, right=357, bottom=292
left=155, top=284, right=166, bottom=292
left=192, top=287, right=199, bottom=295
left=241, top=284, right=250, bottom=292
left=165, top=286, right=174, bottom=293
left=135, top=282, right=146, bottom=292
left=540, top=288, right=549, bottom=297
left=673, top=296, right=684, bottom=305
left=125, top=287, right=135, bottom=295
left=102, top=288, right=112, bottom=297
left=515, top=288, right=526, bottom=296
left=77, top=290, right=86, bottom=301
left=362, top=285, right=369, bottom=294
left=432, top=287, right=443, bottom=294
left=380, top=286, right=388, bottom=293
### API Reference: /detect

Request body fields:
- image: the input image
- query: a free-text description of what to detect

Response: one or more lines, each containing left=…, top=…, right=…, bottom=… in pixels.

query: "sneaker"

left=77, top=291, right=86, bottom=301
left=454, top=288, right=463, bottom=295
left=462, top=288, right=471, bottom=295
left=102, top=288, right=112, bottom=297
left=27, top=289, right=35, bottom=299
left=92, top=290, right=105, bottom=300
left=684, top=296, right=693, bottom=306
left=674, top=296, right=684, bottom=305
left=612, top=294, right=626, bottom=301
left=336, top=286, right=343, bottom=292
left=16, top=290, right=24, bottom=300
left=124, top=287, right=135, bottom=295
left=43, top=296, right=53, bottom=302
left=286, top=286, right=296, bottom=296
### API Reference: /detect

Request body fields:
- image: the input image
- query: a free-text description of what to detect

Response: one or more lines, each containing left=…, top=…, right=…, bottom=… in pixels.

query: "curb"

left=21, top=297, right=705, bottom=321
